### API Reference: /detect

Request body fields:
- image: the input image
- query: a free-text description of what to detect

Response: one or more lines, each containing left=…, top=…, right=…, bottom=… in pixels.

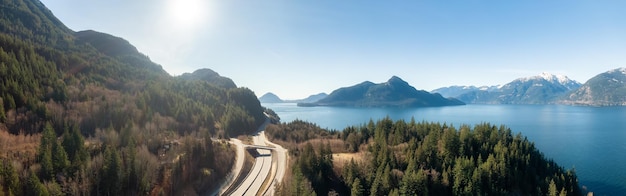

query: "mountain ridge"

left=302, top=76, right=464, bottom=107
left=561, top=68, right=626, bottom=106
left=449, top=73, right=582, bottom=104
left=432, top=85, right=500, bottom=98
left=259, top=92, right=328, bottom=103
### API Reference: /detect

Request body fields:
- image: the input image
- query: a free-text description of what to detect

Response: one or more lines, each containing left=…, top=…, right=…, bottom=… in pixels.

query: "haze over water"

left=263, top=103, right=626, bottom=195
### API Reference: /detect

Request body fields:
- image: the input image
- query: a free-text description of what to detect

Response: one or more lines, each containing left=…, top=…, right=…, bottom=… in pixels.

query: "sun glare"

left=166, top=0, right=208, bottom=29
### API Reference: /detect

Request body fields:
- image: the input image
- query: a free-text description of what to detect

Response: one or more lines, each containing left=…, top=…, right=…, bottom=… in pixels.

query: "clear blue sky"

left=41, top=0, right=626, bottom=99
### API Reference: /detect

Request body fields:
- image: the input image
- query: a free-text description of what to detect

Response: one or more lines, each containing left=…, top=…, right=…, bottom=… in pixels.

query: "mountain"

left=258, top=92, right=328, bottom=103
left=0, top=0, right=265, bottom=195
left=562, top=68, right=626, bottom=106
left=178, top=68, right=237, bottom=89
left=296, top=93, right=328, bottom=103
left=432, top=85, right=500, bottom=98
left=456, top=73, right=581, bottom=104
left=259, top=92, right=283, bottom=103
left=301, top=76, right=464, bottom=107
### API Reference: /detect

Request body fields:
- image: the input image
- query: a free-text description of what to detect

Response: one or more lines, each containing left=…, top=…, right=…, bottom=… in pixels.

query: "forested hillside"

left=266, top=118, right=582, bottom=196
left=305, top=76, right=464, bottom=107
left=563, top=68, right=626, bottom=106
left=0, top=0, right=265, bottom=195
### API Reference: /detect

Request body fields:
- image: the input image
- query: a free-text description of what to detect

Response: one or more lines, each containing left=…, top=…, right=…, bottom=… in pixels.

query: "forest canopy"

left=267, top=118, right=582, bottom=196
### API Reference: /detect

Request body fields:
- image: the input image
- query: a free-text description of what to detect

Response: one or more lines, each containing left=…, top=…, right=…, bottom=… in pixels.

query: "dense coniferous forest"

left=266, top=118, right=582, bottom=196
left=0, top=0, right=265, bottom=195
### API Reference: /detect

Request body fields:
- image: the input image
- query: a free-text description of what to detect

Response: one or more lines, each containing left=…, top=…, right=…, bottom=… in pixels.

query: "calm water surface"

left=263, top=103, right=626, bottom=195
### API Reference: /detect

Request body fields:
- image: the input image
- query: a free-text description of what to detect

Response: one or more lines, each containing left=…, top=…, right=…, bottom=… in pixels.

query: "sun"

left=166, top=0, right=207, bottom=28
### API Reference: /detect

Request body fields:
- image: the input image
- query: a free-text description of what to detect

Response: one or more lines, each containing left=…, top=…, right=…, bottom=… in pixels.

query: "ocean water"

left=263, top=103, right=626, bottom=195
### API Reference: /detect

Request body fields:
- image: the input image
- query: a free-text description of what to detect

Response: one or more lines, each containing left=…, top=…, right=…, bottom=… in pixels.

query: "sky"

left=40, top=0, right=626, bottom=99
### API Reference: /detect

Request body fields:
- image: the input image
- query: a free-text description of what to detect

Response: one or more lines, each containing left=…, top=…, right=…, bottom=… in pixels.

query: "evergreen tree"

left=400, top=171, right=428, bottom=196
left=351, top=178, right=364, bottom=196
left=559, top=187, right=568, bottom=196
left=2, top=161, right=21, bottom=196
left=52, top=140, right=70, bottom=176
left=100, top=146, right=122, bottom=195
left=549, top=179, right=558, bottom=196
left=39, top=122, right=56, bottom=179
left=62, top=123, right=88, bottom=176
left=26, top=170, right=48, bottom=196
left=0, top=97, right=6, bottom=122
left=292, top=166, right=316, bottom=196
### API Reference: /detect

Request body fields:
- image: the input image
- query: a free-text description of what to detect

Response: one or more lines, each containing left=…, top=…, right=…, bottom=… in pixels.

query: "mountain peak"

left=387, top=76, right=408, bottom=85
left=305, top=76, right=464, bottom=107
left=537, top=72, right=573, bottom=84
left=178, top=68, right=237, bottom=89
left=517, top=72, right=579, bottom=87
left=608, top=67, right=626, bottom=75
left=259, top=92, right=283, bottom=103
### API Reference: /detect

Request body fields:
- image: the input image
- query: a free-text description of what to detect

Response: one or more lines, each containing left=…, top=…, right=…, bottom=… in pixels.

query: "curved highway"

left=226, top=116, right=287, bottom=196
left=229, top=146, right=271, bottom=196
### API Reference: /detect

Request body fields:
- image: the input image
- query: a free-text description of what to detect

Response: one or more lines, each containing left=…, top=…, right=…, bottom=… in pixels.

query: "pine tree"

left=40, top=146, right=54, bottom=180
left=100, top=146, right=122, bottom=195
left=52, top=140, right=69, bottom=175
left=351, top=178, right=364, bottom=196
left=549, top=179, right=558, bottom=196
left=400, top=171, right=428, bottom=196
left=292, top=166, right=316, bottom=196
left=0, top=97, right=6, bottom=122
left=63, top=123, right=87, bottom=176
left=26, top=170, right=48, bottom=196
left=39, top=122, right=56, bottom=179
left=559, top=187, right=567, bottom=196
left=3, top=161, right=21, bottom=196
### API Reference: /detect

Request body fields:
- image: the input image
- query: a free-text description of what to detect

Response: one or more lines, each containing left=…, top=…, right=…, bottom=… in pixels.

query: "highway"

left=262, top=131, right=287, bottom=196
left=222, top=116, right=288, bottom=196
left=229, top=147, right=271, bottom=196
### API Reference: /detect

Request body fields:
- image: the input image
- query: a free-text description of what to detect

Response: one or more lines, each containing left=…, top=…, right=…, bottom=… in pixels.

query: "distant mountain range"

left=433, top=70, right=626, bottom=106
left=263, top=69, right=626, bottom=107
left=259, top=92, right=328, bottom=103
left=432, top=85, right=501, bottom=98
left=299, top=76, right=464, bottom=107
left=436, top=72, right=582, bottom=104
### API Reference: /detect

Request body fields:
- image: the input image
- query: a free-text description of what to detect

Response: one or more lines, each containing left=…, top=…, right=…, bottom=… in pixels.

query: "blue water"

left=263, top=103, right=626, bottom=195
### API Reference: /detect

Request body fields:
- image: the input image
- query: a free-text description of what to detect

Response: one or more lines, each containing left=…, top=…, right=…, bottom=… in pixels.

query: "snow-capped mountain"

left=509, top=72, right=581, bottom=91
left=431, top=85, right=500, bottom=98
left=453, top=73, right=582, bottom=104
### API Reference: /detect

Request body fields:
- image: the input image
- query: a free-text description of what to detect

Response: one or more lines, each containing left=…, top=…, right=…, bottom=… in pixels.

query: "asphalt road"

left=223, top=116, right=288, bottom=196
left=262, top=131, right=287, bottom=196
left=229, top=146, right=271, bottom=196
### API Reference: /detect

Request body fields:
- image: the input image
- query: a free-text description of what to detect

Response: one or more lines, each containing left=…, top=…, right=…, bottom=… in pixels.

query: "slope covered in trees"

left=0, top=0, right=265, bottom=195
left=302, top=76, right=464, bottom=107
left=266, top=118, right=582, bottom=196
left=562, top=68, right=626, bottom=106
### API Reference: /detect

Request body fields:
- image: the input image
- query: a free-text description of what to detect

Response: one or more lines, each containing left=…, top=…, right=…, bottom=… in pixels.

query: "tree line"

left=267, top=118, right=582, bottom=196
